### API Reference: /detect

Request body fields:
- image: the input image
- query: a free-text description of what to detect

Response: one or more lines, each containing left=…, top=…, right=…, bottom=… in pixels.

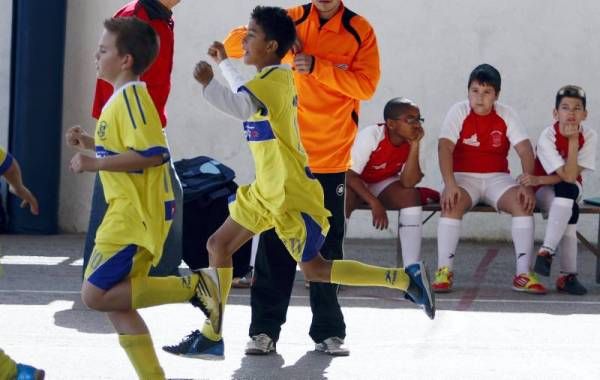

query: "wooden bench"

left=356, top=201, right=600, bottom=282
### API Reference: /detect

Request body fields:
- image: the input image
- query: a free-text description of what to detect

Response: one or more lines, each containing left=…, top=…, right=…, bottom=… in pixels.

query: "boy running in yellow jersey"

left=187, top=6, right=435, bottom=355
left=66, top=17, right=218, bottom=379
left=0, top=147, right=43, bottom=379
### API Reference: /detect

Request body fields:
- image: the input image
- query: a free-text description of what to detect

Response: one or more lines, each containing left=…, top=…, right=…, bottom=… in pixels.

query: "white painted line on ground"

left=0, top=256, right=69, bottom=265
left=1, top=289, right=599, bottom=306
left=69, top=258, right=84, bottom=266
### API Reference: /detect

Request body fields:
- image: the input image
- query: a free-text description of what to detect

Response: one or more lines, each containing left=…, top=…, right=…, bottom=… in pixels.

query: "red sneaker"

left=512, top=272, right=547, bottom=294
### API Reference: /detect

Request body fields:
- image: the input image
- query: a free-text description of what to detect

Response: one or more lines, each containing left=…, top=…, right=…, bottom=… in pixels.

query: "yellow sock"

left=331, top=260, right=409, bottom=291
left=0, top=349, right=17, bottom=379
left=131, top=274, right=199, bottom=309
left=118, top=334, right=165, bottom=380
left=200, top=267, right=233, bottom=341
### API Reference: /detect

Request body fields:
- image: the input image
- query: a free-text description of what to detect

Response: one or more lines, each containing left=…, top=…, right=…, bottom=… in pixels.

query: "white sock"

left=558, top=224, right=578, bottom=274
left=541, top=197, right=573, bottom=254
left=512, top=216, right=534, bottom=275
left=398, top=206, right=422, bottom=266
left=437, top=217, right=461, bottom=270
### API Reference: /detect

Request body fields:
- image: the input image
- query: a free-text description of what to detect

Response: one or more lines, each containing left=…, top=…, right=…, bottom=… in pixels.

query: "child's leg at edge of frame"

left=287, top=212, right=411, bottom=291
left=85, top=245, right=165, bottom=379
left=201, top=217, right=254, bottom=340
left=302, top=254, right=411, bottom=291
left=0, top=348, right=18, bottom=379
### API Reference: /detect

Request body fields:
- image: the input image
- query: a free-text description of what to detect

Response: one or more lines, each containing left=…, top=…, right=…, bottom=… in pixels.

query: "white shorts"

left=367, top=175, right=401, bottom=198
left=451, top=172, right=518, bottom=210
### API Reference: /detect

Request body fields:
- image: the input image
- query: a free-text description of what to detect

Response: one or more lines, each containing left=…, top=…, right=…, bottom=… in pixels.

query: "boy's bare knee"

left=81, top=290, right=102, bottom=310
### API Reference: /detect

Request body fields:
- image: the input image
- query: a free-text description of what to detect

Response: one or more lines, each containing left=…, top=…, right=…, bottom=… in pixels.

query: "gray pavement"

left=1, top=234, right=600, bottom=379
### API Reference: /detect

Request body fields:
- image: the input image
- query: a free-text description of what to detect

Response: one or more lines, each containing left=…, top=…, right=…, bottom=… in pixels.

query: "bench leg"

left=396, top=211, right=403, bottom=267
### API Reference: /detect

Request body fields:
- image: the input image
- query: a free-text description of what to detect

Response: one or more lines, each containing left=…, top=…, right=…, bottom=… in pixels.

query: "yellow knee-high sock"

left=131, top=274, right=199, bottom=309
left=200, top=267, right=233, bottom=341
left=0, top=349, right=17, bottom=379
left=331, top=260, right=409, bottom=291
left=119, top=334, right=165, bottom=380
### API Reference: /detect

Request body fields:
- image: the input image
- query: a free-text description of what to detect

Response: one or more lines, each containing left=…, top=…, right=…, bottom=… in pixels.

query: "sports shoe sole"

left=511, top=285, right=547, bottom=294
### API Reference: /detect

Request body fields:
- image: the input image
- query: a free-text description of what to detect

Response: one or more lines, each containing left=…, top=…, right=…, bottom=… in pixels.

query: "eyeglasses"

left=389, top=116, right=425, bottom=125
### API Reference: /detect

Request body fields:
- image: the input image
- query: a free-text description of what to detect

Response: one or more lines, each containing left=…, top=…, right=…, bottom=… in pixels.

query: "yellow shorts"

left=84, top=243, right=152, bottom=290
left=229, top=185, right=329, bottom=262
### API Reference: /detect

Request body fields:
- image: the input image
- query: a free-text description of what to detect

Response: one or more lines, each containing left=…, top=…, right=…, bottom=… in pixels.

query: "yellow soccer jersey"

left=0, top=146, right=14, bottom=176
left=95, top=82, right=174, bottom=264
left=239, top=66, right=330, bottom=219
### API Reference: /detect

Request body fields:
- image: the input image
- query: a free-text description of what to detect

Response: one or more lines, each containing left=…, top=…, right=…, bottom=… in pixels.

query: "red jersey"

left=534, top=122, right=597, bottom=184
left=351, top=124, right=411, bottom=183
left=440, top=100, right=528, bottom=173
left=91, top=1, right=174, bottom=127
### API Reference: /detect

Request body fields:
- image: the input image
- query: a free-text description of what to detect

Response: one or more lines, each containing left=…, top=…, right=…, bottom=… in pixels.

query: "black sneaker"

left=533, top=250, right=553, bottom=276
left=162, top=330, right=225, bottom=360
left=556, top=274, right=587, bottom=295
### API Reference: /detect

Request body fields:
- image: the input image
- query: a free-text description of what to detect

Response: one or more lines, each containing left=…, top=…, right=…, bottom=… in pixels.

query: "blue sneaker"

left=16, top=363, right=45, bottom=380
left=162, top=330, right=224, bottom=360
left=405, top=261, right=435, bottom=320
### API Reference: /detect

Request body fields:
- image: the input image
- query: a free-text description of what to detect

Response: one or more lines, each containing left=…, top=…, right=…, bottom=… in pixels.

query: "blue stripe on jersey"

left=300, top=212, right=325, bottom=262
left=135, top=146, right=170, bottom=164
left=164, top=199, right=176, bottom=221
left=0, top=152, right=14, bottom=176
left=132, top=85, right=146, bottom=125
left=122, top=90, right=137, bottom=129
left=87, top=244, right=137, bottom=290
left=95, top=146, right=118, bottom=158
left=243, top=120, right=275, bottom=142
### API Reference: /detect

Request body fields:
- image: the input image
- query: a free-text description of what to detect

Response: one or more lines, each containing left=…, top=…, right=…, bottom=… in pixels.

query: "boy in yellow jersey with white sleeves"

left=66, top=17, right=220, bottom=379
left=0, top=147, right=43, bottom=379
left=185, top=6, right=435, bottom=357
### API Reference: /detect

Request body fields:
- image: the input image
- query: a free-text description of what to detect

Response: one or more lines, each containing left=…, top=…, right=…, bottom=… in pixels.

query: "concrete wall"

left=59, top=0, right=600, bottom=240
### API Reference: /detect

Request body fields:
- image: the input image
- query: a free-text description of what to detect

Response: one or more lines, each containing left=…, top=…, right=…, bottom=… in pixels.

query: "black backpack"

left=174, top=156, right=237, bottom=205
left=174, top=156, right=251, bottom=276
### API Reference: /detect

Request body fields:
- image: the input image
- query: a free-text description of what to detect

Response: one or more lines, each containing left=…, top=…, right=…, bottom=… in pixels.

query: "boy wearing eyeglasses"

left=434, top=63, right=545, bottom=294
left=518, top=85, right=596, bottom=295
left=346, top=97, right=426, bottom=267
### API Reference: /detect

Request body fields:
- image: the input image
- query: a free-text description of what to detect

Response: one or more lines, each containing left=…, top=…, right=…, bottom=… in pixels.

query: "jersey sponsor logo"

left=463, top=133, right=480, bottom=147
left=97, top=120, right=108, bottom=141
left=243, top=120, right=276, bottom=142
left=490, top=130, right=503, bottom=148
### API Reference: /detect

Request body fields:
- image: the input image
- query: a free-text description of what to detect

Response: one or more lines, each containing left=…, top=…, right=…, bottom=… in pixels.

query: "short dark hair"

left=103, top=17, right=158, bottom=75
left=251, top=6, right=296, bottom=58
left=468, top=64, right=501, bottom=94
left=383, top=97, right=419, bottom=121
left=555, top=85, right=586, bottom=110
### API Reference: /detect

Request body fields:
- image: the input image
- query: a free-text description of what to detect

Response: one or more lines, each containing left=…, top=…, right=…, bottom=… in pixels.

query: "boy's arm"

left=513, top=139, right=536, bottom=213
left=294, top=28, right=380, bottom=101
left=399, top=129, right=424, bottom=188
left=194, top=61, right=258, bottom=121
left=554, top=126, right=582, bottom=183
left=346, top=169, right=388, bottom=230
left=2, top=158, right=39, bottom=215
left=438, top=138, right=461, bottom=212
left=70, top=150, right=164, bottom=174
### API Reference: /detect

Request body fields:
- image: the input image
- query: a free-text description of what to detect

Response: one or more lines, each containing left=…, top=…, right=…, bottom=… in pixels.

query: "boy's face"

left=95, top=29, right=126, bottom=83
left=388, top=106, right=423, bottom=141
left=312, top=0, right=342, bottom=18
left=242, top=19, right=275, bottom=67
left=468, top=81, right=498, bottom=116
left=554, top=97, right=587, bottom=129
